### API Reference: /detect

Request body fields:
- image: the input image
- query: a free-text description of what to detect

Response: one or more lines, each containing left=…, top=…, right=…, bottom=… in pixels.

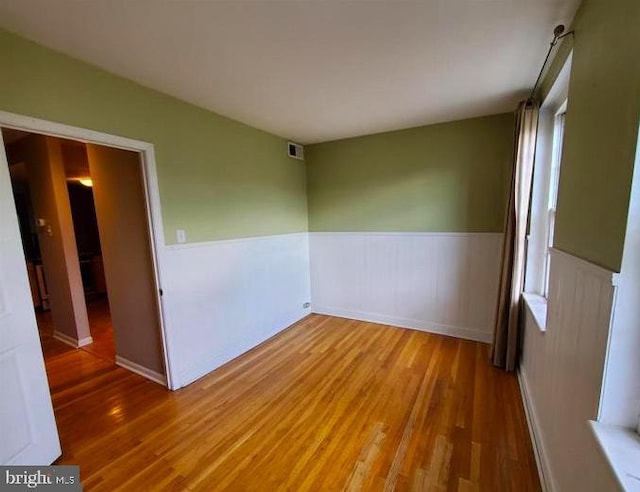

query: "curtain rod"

left=527, top=24, right=574, bottom=102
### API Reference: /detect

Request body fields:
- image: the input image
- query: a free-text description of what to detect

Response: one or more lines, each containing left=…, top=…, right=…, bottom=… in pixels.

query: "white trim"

left=52, top=330, right=93, bottom=348
left=0, top=110, right=175, bottom=390
left=310, top=231, right=503, bottom=238
left=523, top=293, right=547, bottom=332
left=526, top=52, right=573, bottom=296
left=166, top=231, right=308, bottom=250
left=0, top=112, right=154, bottom=152
left=311, top=307, right=493, bottom=343
left=598, top=125, right=640, bottom=430
left=589, top=421, right=640, bottom=492
left=541, top=52, right=573, bottom=112
left=549, top=248, right=619, bottom=286
left=77, top=336, right=93, bottom=347
left=115, top=355, right=167, bottom=386
left=517, top=366, right=553, bottom=492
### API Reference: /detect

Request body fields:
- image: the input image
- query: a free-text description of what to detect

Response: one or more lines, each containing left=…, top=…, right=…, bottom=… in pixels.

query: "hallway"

left=37, top=296, right=115, bottom=363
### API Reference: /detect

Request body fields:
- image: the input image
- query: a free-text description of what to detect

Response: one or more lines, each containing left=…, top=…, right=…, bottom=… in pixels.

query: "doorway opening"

left=4, top=129, right=115, bottom=362
left=2, top=126, right=168, bottom=386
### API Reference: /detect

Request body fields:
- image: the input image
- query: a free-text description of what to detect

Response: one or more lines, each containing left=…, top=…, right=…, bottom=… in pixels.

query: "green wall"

left=306, top=114, right=514, bottom=233
left=0, top=29, right=308, bottom=244
left=545, top=0, right=639, bottom=271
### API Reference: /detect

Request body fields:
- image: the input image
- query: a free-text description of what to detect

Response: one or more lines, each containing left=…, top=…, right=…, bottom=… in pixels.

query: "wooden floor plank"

left=40, top=314, right=540, bottom=491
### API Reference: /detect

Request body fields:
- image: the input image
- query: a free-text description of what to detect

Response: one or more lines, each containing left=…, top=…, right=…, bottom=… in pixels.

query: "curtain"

left=492, top=100, right=539, bottom=371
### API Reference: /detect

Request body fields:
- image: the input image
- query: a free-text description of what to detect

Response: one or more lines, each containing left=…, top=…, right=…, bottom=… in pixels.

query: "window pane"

left=549, top=113, right=566, bottom=210
left=543, top=111, right=565, bottom=297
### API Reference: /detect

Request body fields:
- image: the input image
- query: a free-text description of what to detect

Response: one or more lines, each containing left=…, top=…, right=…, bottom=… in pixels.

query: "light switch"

left=176, top=229, right=186, bottom=243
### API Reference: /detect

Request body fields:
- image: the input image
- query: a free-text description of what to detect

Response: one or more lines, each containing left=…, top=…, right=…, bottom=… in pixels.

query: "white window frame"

left=524, top=52, right=572, bottom=300
left=543, top=106, right=566, bottom=296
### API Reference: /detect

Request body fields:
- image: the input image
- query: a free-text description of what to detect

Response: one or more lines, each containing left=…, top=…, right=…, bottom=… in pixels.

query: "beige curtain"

left=492, top=101, right=539, bottom=371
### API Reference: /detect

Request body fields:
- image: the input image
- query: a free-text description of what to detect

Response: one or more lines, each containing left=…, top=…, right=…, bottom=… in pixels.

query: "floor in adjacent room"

left=41, top=314, right=540, bottom=491
left=37, top=296, right=115, bottom=362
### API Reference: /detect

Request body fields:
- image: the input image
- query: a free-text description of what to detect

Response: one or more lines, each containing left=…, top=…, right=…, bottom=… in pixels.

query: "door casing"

left=0, top=110, right=175, bottom=390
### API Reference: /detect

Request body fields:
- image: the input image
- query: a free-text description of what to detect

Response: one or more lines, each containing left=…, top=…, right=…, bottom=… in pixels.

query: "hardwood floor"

left=37, top=296, right=115, bottom=362
left=42, top=314, right=540, bottom=491
left=80, top=297, right=115, bottom=362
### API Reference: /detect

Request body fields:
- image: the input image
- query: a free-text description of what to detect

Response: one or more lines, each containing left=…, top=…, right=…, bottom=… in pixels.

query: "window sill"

left=590, top=421, right=640, bottom=491
left=523, top=292, right=547, bottom=332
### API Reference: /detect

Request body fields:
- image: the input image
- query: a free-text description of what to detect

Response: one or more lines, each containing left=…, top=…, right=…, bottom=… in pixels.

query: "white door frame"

left=0, top=110, right=175, bottom=390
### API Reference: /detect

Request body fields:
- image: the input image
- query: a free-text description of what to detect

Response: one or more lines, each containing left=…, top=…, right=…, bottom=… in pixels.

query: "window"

left=592, top=124, right=640, bottom=490
left=524, top=52, right=572, bottom=300
left=543, top=107, right=565, bottom=296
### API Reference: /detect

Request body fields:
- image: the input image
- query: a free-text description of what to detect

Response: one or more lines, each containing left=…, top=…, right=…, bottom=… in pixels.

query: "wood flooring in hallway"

left=37, top=296, right=115, bottom=362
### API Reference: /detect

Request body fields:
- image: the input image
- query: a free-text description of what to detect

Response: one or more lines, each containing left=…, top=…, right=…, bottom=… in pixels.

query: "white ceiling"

left=0, top=0, right=580, bottom=144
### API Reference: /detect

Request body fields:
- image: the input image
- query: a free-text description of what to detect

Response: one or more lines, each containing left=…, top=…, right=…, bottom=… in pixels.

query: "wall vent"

left=287, top=141, right=304, bottom=161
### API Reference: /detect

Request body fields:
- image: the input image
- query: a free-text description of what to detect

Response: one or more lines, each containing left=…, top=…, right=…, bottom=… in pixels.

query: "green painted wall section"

left=0, top=29, right=308, bottom=244
left=546, top=0, right=639, bottom=271
left=306, top=114, right=514, bottom=233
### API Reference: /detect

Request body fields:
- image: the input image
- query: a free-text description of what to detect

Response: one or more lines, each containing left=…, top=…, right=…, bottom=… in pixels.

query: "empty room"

left=0, top=0, right=638, bottom=491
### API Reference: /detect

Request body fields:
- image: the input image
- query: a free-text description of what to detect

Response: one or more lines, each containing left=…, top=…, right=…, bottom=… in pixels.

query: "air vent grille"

left=288, top=141, right=304, bottom=160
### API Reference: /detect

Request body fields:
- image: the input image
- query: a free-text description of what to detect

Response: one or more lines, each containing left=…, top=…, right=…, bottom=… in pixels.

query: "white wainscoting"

left=309, top=232, right=502, bottom=343
left=161, top=232, right=311, bottom=388
left=519, top=248, right=619, bottom=492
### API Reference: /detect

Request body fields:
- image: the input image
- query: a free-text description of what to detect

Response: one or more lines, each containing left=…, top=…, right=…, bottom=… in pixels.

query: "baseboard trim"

left=78, top=336, right=93, bottom=347
left=52, top=330, right=93, bottom=348
left=517, top=366, right=553, bottom=492
left=115, top=355, right=167, bottom=387
left=311, top=307, right=493, bottom=343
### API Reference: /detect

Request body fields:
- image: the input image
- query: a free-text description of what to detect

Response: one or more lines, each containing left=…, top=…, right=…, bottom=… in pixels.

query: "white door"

left=0, top=133, right=61, bottom=465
